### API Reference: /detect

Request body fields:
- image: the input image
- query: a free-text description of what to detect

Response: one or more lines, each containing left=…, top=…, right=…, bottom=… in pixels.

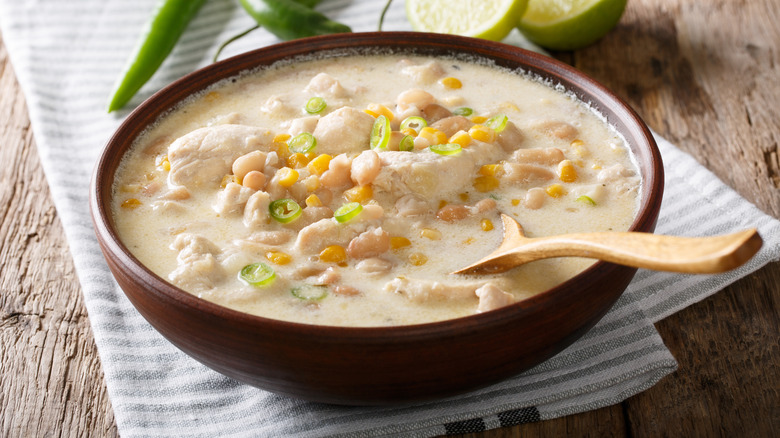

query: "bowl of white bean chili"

left=90, top=32, right=663, bottom=405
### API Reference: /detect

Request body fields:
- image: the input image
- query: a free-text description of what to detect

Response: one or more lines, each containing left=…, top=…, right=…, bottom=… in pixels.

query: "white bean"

left=232, top=151, right=267, bottom=180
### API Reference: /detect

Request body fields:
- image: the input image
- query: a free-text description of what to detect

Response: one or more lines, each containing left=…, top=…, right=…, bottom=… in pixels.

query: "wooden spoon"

left=453, top=214, right=763, bottom=275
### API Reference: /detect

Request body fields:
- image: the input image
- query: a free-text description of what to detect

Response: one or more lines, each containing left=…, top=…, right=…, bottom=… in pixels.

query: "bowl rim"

left=90, top=31, right=663, bottom=340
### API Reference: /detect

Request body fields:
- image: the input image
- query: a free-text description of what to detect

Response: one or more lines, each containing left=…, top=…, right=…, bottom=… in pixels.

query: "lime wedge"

left=518, top=0, right=627, bottom=50
left=406, top=0, right=529, bottom=42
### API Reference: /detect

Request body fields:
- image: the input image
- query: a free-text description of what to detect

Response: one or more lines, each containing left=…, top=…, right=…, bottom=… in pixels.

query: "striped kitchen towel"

left=1, top=0, right=778, bottom=436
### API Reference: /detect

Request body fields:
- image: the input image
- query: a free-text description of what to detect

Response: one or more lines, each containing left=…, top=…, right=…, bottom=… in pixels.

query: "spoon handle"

left=495, top=229, right=763, bottom=274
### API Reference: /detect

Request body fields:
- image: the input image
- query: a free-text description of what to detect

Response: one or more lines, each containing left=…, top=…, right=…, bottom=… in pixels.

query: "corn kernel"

left=401, top=127, right=418, bottom=137
left=390, top=236, right=411, bottom=250
left=558, top=159, right=578, bottom=183
left=319, top=245, right=347, bottom=264
left=273, top=133, right=291, bottom=143
left=500, top=102, right=520, bottom=112
left=155, top=154, right=170, bottom=171
left=546, top=184, right=566, bottom=198
left=440, top=77, right=462, bottom=89
left=266, top=251, right=292, bottom=265
left=305, top=194, right=322, bottom=207
left=570, top=139, right=588, bottom=157
left=473, top=175, right=499, bottom=192
left=449, top=131, right=472, bottom=148
left=286, top=152, right=311, bottom=168
left=303, top=175, right=320, bottom=192
left=481, top=219, right=494, bottom=231
left=458, top=192, right=470, bottom=202
left=471, top=115, right=488, bottom=124
left=344, top=185, right=373, bottom=203
left=408, top=252, right=428, bottom=266
left=307, top=154, right=332, bottom=176
left=367, top=103, right=394, bottom=121
left=272, top=141, right=290, bottom=160
left=121, top=198, right=141, bottom=209
left=419, top=127, right=448, bottom=145
left=438, top=200, right=448, bottom=209
left=511, top=199, right=521, bottom=206
left=468, top=125, right=495, bottom=143
left=363, top=109, right=379, bottom=118
left=479, top=163, right=503, bottom=177
left=276, top=167, right=299, bottom=188
left=420, top=228, right=442, bottom=240
left=220, top=174, right=239, bottom=188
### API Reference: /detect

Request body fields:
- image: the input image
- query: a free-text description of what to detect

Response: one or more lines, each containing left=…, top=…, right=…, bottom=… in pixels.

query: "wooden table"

left=1, top=0, right=777, bottom=436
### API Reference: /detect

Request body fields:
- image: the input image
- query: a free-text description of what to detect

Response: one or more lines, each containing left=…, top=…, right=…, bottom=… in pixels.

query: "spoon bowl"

left=454, top=214, right=763, bottom=276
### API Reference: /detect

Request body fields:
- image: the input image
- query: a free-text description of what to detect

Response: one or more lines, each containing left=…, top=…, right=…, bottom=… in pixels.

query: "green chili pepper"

left=107, top=0, right=207, bottom=112
left=240, top=0, right=352, bottom=41
left=370, top=115, right=391, bottom=150
left=269, top=198, right=303, bottom=223
left=334, top=202, right=363, bottom=223
left=305, top=96, right=327, bottom=114
left=288, top=132, right=317, bottom=153
left=399, top=135, right=415, bottom=152
left=430, top=143, right=462, bottom=156
left=486, top=114, right=509, bottom=132
left=291, top=285, right=329, bottom=301
left=239, top=263, right=276, bottom=287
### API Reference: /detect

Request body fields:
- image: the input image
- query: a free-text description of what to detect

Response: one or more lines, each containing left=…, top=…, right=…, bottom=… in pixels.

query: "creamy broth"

left=112, top=54, right=640, bottom=327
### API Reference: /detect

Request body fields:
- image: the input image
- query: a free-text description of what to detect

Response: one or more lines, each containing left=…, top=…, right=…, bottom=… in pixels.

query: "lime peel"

left=406, top=0, right=529, bottom=42
left=518, top=0, right=628, bottom=50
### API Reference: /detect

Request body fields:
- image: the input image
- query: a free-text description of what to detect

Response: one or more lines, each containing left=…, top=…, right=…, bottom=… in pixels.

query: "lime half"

left=518, top=0, right=627, bottom=50
left=406, top=0, right=529, bottom=42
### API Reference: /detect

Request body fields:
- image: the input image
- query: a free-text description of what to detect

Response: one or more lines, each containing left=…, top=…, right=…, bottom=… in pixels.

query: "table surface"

left=1, top=0, right=778, bottom=436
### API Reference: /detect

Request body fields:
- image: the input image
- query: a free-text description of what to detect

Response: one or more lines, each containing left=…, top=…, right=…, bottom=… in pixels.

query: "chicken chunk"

left=294, top=218, right=366, bottom=254
left=475, top=283, right=515, bottom=312
left=312, top=107, right=375, bottom=155
left=213, top=182, right=254, bottom=216
left=168, top=233, right=224, bottom=291
left=167, top=124, right=274, bottom=187
left=304, top=73, right=349, bottom=98
left=384, top=277, right=482, bottom=302
left=243, top=190, right=271, bottom=228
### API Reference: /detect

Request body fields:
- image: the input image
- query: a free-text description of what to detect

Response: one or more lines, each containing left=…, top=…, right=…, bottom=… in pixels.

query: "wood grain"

left=1, top=0, right=778, bottom=436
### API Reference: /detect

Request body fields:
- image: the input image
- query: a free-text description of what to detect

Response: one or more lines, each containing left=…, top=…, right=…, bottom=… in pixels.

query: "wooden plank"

left=1, top=0, right=778, bottom=436
left=0, top=32, right=118, bottom=438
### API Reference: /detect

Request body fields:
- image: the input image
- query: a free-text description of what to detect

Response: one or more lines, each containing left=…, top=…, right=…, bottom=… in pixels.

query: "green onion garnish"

left=429, top=143, right=462, bottom=156
left=305, top=97, right=327, bottom=114
left=453, top=107, right=473, bottom=116
left=269, top=198, right=302, bottom=223
left=486, top=114, right=508, bottom=132
left=291, top=285, right=328, bottom=301
left=400, top=116, right=427, bottom=133
left=576, top=195, right=597, bottom=206
left=334, top=202, right=363, bottom=223
left=370, top=115, right=391, bottom=150
left=399, top=135, right=415, bottom=152
left=288, top=132, right=317, bottom=154
left=239, top=262, right=276, bottom=287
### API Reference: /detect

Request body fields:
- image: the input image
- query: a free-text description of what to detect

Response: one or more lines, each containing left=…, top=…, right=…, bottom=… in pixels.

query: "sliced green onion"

left=400, top=116, right=427, bottom=133
left=304, top=97, right=327, bottom=114
left=486, top=114, right=509, bottom=132
left=370, top=115, right=391, bottom=150
left=576, top=195, right=597, bottom=206
left=291, top=285, right=328, bottom=301
left=288, top=132, right=317, bottom=154
left=239, top=262, right=276, bottom=287
left=334, top=202, right=363, bottom=223
left=269, top=198, right=302, bottom=223
left=453, top=107, right=473, bottom=116
left=429, top=143, right=462, bottom=156
left=399, top=135, right=415, bottom=152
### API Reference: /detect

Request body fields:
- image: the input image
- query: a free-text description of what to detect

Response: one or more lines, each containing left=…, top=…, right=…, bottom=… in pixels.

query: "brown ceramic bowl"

left=90, top=32, right=663, bottom=405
